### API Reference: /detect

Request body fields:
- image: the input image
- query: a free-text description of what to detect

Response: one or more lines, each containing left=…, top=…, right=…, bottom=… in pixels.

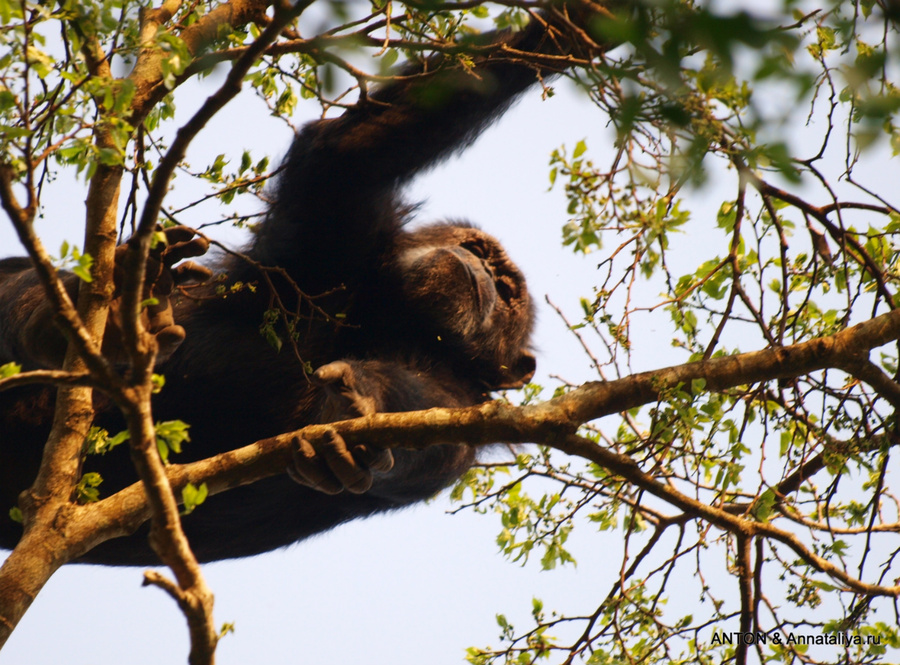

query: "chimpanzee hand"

left=108, top=226, right=211, bottom=362
left=288, top=361, right=394, bottom=494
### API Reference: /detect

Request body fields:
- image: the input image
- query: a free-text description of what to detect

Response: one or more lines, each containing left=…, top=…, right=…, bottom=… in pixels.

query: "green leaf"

left=151, top=373, right=166, bottom=394
left=76, top=472, right=103, bottom=503
left=0, top=90, right=16, bottom=112
left=0, top=125, right=31, bottom=139
left=752, top=488, right=777, bottom=521
left=676, top=614, right=693, bottom=628
left=0, top=0, right=13, bottom=24
left=84, top=426, right=130, bottom=455
left=156, top=420, right=191, bottom=463
left=830, top=539, right=849, bottom=556
left=572, top=139, right=588, bottom=158
left=72, top=252, right=94, bottom=282
left=181, top=482, right=208, bottom=515
left=381, top=49, right=399, bottom=70
left=816, top=26, right=836, bottom=52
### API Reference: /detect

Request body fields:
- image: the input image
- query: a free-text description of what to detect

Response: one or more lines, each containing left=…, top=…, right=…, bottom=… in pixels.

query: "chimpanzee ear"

left=493, top=351, right=537, bottom=390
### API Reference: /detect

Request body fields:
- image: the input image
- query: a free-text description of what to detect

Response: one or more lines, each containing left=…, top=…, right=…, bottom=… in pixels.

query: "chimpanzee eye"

left=496, top=275, right=516, bottom=302
left=463, top=241, right=487, bottom=259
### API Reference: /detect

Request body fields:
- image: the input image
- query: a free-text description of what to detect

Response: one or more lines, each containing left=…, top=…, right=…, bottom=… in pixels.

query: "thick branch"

left=128, top=0, right=271, bottom=122
left=73, top=308, right=900, bottom=596
left=103, top=5, right=318, bottom=662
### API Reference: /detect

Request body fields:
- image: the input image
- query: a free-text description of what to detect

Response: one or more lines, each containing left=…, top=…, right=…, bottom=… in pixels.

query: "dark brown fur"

left=0, top=18, right=574, bottom=564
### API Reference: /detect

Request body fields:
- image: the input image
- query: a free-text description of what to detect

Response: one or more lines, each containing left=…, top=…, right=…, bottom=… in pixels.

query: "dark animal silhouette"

left=0, top=10, right=593, bottom=564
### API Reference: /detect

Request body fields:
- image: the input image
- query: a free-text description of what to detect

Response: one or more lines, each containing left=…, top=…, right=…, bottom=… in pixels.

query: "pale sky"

left=3, top=8, right=899, bottom=663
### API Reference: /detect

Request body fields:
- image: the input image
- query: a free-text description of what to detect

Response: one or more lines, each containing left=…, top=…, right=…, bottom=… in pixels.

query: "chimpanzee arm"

left=0, top=258, right=77, bottom=369
left=254, top=11, right=591, bottom=274
left=288, top=359, right=478, bottom=499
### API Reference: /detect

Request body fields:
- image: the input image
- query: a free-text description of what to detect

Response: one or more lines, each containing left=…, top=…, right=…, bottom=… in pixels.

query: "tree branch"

left=67, top=308, right=900, bottom=597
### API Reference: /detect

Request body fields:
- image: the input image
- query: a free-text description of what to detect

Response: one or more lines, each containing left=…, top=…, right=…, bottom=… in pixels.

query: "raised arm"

left=253, top=5, right=607, bottom=272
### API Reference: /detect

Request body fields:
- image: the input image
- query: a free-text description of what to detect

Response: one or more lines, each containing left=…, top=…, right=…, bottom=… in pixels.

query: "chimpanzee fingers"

left=288, top=430, right=375, bottom=494
left=146, top=258, right=210, bottom=304
left=288, top=436, right=345, bottom=495
left=154, top=324, right=186, bottom=357
left=313, top=361, right=377, bottom=419
left=144, top=294, right=185, bottom=358
left=148, top=265, right=175, bottom=298
left=160, top=225, right=196, bottom=246
left=352, top=444, right=394, bottom=473
left=162, top=236, right=210, bottom=266
left=312, top=361, right=352, bottom=386
left=319, top=430, right=374, bottom=494
left=171, top=260, right=213, bottom=285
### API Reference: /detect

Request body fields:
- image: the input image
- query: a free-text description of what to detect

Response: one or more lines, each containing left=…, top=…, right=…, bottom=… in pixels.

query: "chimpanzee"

left=0, top=7, right=596, bottom=564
